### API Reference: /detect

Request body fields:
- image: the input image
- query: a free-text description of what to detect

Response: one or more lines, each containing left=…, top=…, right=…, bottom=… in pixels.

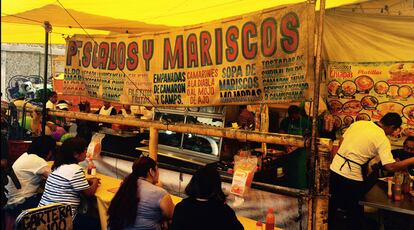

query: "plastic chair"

left=14, top=203, right=73, bottom=230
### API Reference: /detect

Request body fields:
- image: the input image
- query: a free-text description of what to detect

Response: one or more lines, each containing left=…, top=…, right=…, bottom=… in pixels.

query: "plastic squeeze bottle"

left=256, top=221, right=263, bottom=230
left=91, top=164, right=97, bottom=176
left=87, top=159, right=95, bottom=175
left=387, top=179, right=392, bottom=199
left=265, top=208, right=275, bottom=230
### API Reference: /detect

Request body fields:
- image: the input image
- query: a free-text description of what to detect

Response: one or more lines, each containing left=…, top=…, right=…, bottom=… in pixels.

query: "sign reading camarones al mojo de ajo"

left=64, top=2, right=314, bottom=107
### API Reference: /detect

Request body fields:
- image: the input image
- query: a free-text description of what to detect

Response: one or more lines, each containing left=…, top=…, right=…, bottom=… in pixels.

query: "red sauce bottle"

left=265, top=208, right=275, bottom=230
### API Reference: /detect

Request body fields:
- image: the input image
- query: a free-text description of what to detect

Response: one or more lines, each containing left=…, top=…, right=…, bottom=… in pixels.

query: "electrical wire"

left=2, top=12, right=78, bottom=38
left=128, top=0, right=246, bottom=21
left=56, top=0, right=162, bottom=115
left=1, top=12, right=44, bottom=24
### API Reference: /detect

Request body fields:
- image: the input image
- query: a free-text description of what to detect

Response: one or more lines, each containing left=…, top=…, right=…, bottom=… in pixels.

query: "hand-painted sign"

left=64, top=2, right=314, bottom=106
left=15, top=203, right=72, bottom=230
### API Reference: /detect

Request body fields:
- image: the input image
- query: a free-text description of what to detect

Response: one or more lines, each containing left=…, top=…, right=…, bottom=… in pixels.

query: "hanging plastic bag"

left=230, top=150, right=257, bottom=196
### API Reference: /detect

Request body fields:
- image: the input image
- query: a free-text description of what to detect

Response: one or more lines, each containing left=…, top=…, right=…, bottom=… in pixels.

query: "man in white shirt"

left=96, top=100, right=117, bottom=116
left=140, top=106, right=154, bottom=121
left=45, top=91, right=58, bottom=110
left=328, top=112, right=414, bottom=229
left=4, top=136, right=56, bottom=216
left=96, top=100, right=117, bottom=128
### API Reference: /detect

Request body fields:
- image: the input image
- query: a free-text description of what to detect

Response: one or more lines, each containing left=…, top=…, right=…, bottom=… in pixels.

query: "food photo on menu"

left=355, top=75, right=374, bottom=93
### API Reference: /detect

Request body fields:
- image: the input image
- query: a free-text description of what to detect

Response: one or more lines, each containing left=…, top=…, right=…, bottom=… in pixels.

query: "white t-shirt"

left=5, top=153, right=50, bottom=205
left=330, top=121, right=396, bottom=181
left=39, top=164, right=90, bottom=217
left=46, top=100, right=56, bottom=110
left=120, top=109, right=135, bottom=118
left=99, top=106, right=114, bottom=116
left=141, top=107, right=154, bottom=120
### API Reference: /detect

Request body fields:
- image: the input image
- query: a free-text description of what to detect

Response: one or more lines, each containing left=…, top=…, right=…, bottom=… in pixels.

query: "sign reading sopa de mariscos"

left=64, top=2, right=314, bottom=106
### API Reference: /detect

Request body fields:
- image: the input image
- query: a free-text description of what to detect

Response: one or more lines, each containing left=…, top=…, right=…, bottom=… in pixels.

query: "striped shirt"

left=38, top=164, right=90, bottom=217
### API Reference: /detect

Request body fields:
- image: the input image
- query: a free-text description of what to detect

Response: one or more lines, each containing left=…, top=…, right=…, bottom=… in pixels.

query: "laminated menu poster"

left=326, top=62, right=414, bottom=145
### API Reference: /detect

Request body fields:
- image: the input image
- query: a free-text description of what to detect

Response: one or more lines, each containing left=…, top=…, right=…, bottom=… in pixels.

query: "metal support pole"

left=310, top=0, right=327, bottom=229
left=41, top=21, right=52, bottom=137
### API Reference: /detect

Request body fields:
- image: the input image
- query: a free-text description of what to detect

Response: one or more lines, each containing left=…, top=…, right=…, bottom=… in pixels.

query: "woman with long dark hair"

left=171, top=164, right=243, bottom=230
left=107, top=156, right=174, bottom=230
left=38, top=137, right=100, bottom=229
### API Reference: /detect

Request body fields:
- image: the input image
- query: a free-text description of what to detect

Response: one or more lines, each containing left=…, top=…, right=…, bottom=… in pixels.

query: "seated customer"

left=107, top=156, right=175, bottom=230
left=392, top=136, right=414, bottom=176
left=38, top=137, right=100, bottom=230
left=171, top=165, right=243, bottom=230
left=4, top=136, right=55, bottom=216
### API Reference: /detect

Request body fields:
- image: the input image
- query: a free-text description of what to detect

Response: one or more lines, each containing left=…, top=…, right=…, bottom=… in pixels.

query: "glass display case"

left=154, top=106, right=225, bottom=163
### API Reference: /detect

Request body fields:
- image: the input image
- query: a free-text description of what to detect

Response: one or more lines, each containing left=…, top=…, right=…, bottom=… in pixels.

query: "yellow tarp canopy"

left=1, top=0, right=367, bottom=44
left=3, top=0, right=412, bottom=61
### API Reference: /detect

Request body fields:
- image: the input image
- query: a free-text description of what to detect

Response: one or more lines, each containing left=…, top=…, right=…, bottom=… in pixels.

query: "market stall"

left=3, top=0, right=414, bottom=229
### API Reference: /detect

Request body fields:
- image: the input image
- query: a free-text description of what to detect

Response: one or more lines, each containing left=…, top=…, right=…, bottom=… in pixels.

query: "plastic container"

left=394, top=184, right=402, bottom=201
left=393, top=172, right=403, bottom=201
left=403, top=173, right=411, bottom=193
left=91, top=167, right=97, bottom=176
left=265, top=208, right=275, bottom=230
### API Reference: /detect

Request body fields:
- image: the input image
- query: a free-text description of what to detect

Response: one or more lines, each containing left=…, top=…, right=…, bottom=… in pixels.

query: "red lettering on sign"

left=200, top=31, right=212, bottom=66
left=108, top=42, right=118, bottom=70
left=142, top=40, right=154, bottom=71
left=187, top=34, right=198, bottom=68
left=281, top=12, right=299, bottom=53
left=261, top=17, right=277, bottom=57
left=127, top=42, right=138, bottom=70
left=82, top=42, right=92, bottom=67
left=242, top=22, right=257, bottom=60
left=164, top=36, right=184, bottom=69
left=226, top=26, right=239, bottom=62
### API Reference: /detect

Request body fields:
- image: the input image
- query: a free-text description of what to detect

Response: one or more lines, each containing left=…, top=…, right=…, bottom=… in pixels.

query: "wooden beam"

left=47, top=110, right=332, bottom=149
left=149, top=127, right=158, bottom=160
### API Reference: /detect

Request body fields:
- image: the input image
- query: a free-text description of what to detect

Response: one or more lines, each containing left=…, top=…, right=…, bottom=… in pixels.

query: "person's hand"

left=88, top=177, right=101, bottom=185
left=285, top=146, right=298, bottom=153
left=161, top=220, right=171, bottom=230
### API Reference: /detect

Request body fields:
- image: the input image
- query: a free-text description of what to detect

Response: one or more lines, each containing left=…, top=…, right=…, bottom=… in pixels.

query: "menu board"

left=326, top=62, right=414, bottom=144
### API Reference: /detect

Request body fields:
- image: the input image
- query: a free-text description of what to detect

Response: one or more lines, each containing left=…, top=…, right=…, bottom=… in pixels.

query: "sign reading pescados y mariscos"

left=64, top=2, right=314, bottom=106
